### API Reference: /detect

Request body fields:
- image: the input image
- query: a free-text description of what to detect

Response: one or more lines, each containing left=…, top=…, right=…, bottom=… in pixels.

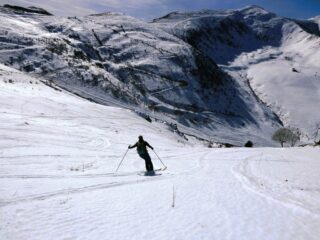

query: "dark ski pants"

left=139, top=153, right=154, bottom=172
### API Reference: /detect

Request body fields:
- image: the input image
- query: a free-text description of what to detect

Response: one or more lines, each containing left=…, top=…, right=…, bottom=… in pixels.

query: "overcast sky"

left=1, top=0, right=319, bottom=20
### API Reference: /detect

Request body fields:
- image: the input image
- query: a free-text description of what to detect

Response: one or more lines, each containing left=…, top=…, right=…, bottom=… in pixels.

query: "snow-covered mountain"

left=0, top=4, right=319, bottom=146
left=153, top=5, right=320, bottom=142
left=153, top=6, right=319, bottom=64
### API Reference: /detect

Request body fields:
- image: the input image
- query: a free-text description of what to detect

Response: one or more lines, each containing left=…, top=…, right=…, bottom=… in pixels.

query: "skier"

left=128, top=136, right=154, bottom=172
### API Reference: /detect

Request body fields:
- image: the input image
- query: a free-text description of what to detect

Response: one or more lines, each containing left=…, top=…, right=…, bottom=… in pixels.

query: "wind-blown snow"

left=1, top=64, right=320, bottom=240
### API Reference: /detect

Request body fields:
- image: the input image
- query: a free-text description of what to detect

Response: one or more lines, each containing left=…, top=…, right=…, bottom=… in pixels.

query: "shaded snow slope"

left=1, top=4, right=52, bottom=16
left=0, top=5, right=284, bottom=146
left=229, top=17, right=320, bottom=141
left=153, top=5, right=319, bottom=65
left=1, top=65, right=320, bottom=239
left=311, top=16, right=320, bottom=26
left=154, top=5, right=320, bottom=142
left=153, top=6, right=286, bottom=64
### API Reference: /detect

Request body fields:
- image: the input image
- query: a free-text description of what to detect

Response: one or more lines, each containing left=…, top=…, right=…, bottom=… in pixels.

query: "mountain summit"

left=2, top=4, right=52, bottom=15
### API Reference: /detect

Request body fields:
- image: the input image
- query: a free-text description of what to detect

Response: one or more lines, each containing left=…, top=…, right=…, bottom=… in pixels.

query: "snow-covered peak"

left=153, top=9, right=228, bottom=23
left=0, top=4, right=52, bottom=16
left=239, top=5, right=272, bottom=16
left=311, top=15, right=320, bottom=21
left=310, top=15, right=320, bottom=28
left=153, top=5, right=276, bottom=25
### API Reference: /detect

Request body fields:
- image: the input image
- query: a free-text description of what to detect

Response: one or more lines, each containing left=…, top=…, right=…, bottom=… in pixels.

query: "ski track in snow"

left=233, top=150, right=320, bottom=215
left=0, top=149, right=208, bottom=207
left=0, top=176, right=171, bottom=207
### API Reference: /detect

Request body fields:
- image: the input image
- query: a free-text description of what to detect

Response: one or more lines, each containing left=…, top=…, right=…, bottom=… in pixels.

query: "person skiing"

left=128, top=136, right=154, bottom=172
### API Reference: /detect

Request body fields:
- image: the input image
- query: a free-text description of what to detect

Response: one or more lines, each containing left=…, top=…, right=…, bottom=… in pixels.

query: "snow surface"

left=1, top=64, right=320, bottom=240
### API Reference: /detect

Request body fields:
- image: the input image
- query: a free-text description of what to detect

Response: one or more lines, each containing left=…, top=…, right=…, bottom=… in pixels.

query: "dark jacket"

left=129, top=140, right=153, bottom=155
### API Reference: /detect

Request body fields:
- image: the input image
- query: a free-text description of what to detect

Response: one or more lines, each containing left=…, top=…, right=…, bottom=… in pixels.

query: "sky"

left=1, top=0, right=319, bottom=20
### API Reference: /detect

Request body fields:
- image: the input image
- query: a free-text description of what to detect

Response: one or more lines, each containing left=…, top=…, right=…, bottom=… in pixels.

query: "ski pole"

left=115, top=149, right=129, bottom=172
left=152, top=149, right=167, bottom=170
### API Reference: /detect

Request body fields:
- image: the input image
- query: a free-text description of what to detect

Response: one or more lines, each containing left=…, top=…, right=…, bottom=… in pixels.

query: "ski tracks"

left=0, top=149, right=206, bottom=208
left=232, top=153, right=320, bottom=215
left=0, top=171, right=173, bottom=208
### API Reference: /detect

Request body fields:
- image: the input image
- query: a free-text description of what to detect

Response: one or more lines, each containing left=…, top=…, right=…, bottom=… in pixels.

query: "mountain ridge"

left=0, top=4, right=319, bottom=146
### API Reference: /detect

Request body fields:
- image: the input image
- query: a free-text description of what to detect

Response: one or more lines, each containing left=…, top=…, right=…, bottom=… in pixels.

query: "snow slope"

left=153, top=5, right=320, bottom=142
left=1, top=64, right=320, bottom=240
left=229, top=15, right=320, bottom=141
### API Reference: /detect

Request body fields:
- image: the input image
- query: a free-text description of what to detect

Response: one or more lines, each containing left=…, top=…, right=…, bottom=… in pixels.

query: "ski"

left=154, top=168, right=165, bottom=171
left=138, top=171, right=162, bottom=176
